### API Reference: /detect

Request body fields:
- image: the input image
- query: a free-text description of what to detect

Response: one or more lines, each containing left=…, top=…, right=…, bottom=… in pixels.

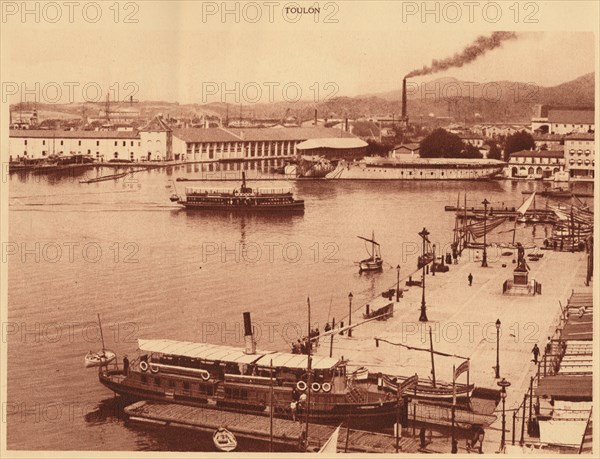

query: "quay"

left=315, top=241, right=593, bottom=453
left=124, top=400, right=420, bottom=453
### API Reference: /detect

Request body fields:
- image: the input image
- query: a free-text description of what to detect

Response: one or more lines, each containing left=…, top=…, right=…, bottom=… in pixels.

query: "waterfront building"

left=390, top=143, right=420, bottom=158
left=564, top=132, right=595, bottom=180
left=532, top=133, right=564, bottom=151
left=171, top=127, right=358, bottom=162
left=531, top=105, right=595, bottom=135
left=507, top=150, right=565, bottom=179
left=9, top=125, right=361, bottom=163
left=8, top=129, right=141, bottom=163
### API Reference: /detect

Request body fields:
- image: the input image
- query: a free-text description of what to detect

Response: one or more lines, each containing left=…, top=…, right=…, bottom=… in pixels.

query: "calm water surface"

left=6, top=165, right=593, bottom=450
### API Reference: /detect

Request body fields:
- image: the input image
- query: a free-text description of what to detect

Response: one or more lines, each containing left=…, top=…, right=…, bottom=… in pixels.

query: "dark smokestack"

left=345, top=117, right=348, bottom=132
left=243, top=312, right=256, bottom=354
left=314, top=109, right=318, bottom=126
left=405, top=31, right=517, bottom=78
left=402, top=78, right=407, bottom=119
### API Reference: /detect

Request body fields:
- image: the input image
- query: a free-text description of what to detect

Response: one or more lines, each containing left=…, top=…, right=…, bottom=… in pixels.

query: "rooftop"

left=173, top=127, right=357, bottom=144
left=548, top=109, right=595, bottom=125
left=296, top=137, right=367, bottom=150
left=9, top=129, right=139, bottom=139
left=565, top=132, right=595, bottom=141
left=509, top=150, right=564, bottom=158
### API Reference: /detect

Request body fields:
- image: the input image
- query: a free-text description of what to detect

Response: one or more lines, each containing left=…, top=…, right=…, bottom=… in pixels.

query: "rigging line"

left=374, top=337, right=469, bottom=360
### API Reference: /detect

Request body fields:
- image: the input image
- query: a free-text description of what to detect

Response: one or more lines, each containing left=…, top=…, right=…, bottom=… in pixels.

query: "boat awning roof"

left=138, top=339, right=265, bottom=365
left=254, top=352, right=340, bottom=370
left=537, top=375, right=593, bottom=399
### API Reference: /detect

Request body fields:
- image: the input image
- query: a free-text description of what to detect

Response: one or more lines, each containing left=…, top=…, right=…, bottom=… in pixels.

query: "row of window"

left=569, top=159, right=593, bottom=166
left=567, top=149, right=593, bottom=155
left=24, top=139, right=142, bottom=147
left=139, top=375, right=216, bottom=395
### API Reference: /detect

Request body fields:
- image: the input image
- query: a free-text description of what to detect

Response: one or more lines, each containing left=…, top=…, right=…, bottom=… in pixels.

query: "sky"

left=1, top=1, right=597, bottom=104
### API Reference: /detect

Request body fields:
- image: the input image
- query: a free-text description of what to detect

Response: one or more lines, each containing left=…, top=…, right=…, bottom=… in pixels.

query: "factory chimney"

left=401, top=78, right=407, bottom=120
left=314, top=109, right=318, bottom=127
left=243, top=312, right=256, bottom=355
left=345, top=117, right=349, bottom=132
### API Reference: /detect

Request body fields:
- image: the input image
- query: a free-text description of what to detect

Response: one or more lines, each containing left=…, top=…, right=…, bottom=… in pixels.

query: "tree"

left=504, top=131, right=535, bottom=160
left=419, top=128, right=464, bottom=158
left=485, top=140, right=502, bottom=160
left=463, top=143, right=483, bottom=159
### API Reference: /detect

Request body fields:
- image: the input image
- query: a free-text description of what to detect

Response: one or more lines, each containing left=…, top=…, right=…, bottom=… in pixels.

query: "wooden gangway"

left=124, top=400, right=420, bottom=452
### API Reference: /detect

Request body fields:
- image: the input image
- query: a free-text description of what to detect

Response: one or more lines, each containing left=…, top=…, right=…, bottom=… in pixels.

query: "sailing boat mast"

left=304, top=297, right=312, bottom=451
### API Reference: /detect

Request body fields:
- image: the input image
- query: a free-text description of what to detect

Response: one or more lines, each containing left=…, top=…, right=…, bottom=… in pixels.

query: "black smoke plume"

left=405, top=32, right=518, bottom=78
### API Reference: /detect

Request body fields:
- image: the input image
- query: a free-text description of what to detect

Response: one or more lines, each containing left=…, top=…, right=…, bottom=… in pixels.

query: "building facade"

left=171, top=127, right=358, bottom=162
left=564, top=133, right=595, bottom=180
left=531, top=107, right=595, bottom=135
left=507, top=150, right=565, bottom=179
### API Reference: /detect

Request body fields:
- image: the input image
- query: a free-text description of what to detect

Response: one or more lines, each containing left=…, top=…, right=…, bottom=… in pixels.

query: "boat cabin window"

left=199, top=384, right=214, bottom=395
left=183, top=382, right=190, bottom=391
left=154, top=377, right=161, bottom=387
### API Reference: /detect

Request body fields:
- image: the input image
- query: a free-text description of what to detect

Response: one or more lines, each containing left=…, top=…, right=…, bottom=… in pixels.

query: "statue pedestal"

left=513, top=270, right=529, bottom=285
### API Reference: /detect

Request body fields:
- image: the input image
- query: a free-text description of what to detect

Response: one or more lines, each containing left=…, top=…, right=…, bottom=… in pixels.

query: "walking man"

left=123, top=355, right=129, bottom=375
left=468, top=273, right=473, bottom=286
left=531, top=344, right=540, bottom=364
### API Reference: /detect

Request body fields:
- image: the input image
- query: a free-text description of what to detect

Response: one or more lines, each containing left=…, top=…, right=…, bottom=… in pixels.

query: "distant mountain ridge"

left=13, top=73, right=594, bottom=126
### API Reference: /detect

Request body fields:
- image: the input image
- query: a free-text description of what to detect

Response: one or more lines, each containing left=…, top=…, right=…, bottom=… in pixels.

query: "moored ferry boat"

left=170, top=172, right=304, bottom=211
left=97, top=338, right=404, bottom=426
left=326, top=157, right=505, bottom=180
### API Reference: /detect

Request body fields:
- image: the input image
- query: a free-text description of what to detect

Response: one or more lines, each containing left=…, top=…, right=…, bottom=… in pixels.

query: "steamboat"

left=170, top=172, right=304, bottom=212
left=326, top=157, right=505, bottom=180
left=96, top=314, right=404, bottom=426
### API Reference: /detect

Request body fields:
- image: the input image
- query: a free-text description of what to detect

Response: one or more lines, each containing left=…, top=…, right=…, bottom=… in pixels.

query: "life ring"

left=311, top=382, right=321, bottom=392
left=200, top=370, right=211, bottom=381
left=139, top=361, right=149, bottom=372
left=150, top=364, right=159, bottom=374
left=321, top=382, right=332, bottom=393
left=296, top=380, right=307, bottom=391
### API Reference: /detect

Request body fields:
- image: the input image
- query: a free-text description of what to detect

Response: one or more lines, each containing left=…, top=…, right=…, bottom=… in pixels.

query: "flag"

left=319, top=425, right=340, bottom=453
left=454, top=359, right=470, bottom=380
left=397, top=374, right=419, bottom=394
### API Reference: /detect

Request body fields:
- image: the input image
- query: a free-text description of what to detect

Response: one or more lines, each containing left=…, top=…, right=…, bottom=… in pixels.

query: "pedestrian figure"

left=324, top=322, right=331, bottom=333
left=468, top=273, right=473, bottom=286
left=531, top=344, right=540, bottom=364
left=290, top=401, right=297, bottom=421
left=123, top=355, right=129, bottom=375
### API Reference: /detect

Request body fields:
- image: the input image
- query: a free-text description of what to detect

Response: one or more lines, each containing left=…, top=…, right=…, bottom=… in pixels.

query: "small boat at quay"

left=381, top=374, right=473, bottom=402
left=213, top=427, right=238, bottom=452
left=357, top=232, right=383, bottom=272
left=169, top=172, right=304, bottom=212
left=85, top=350, right=116, bottom=368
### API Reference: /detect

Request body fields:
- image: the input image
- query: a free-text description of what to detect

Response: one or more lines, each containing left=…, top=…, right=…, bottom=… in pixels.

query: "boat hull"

left=99, top=371, right=399, bottom=427
left=327, top=159, right=504, bottom=180
left=179, top=201, right=305, bottom=212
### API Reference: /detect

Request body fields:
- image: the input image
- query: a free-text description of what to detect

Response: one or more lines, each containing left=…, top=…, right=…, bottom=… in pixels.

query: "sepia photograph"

left=1, top=1, right=597, bottom=456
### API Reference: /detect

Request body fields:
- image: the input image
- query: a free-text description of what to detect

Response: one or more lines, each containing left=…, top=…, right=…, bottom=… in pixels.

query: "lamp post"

left=396, top=265, right=401, bottom=302
left=497, top=378, right=511, bottom=452
left=432, top=244, right=436, bottom=276
left=495, top=319, right=501, bottom=378
left=482, top=198, right=489, bottom=267
left=418, top=228, right=430, bottom=322
left=347, top=292, right=353, bottom=337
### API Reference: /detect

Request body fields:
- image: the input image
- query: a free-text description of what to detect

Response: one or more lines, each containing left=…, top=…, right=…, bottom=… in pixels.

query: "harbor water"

left=6, top=165, right=594, bottom=450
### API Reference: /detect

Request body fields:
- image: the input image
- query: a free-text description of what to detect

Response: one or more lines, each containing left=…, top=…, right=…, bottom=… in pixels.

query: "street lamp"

left=418, top=228, right=430, bottom=322
left=495, top=319, right=501, bottom=378
left=348, top=292, right=353, bottom=337
left=396, top=265, right=401, bottom=302
left=497, top=378, right=511, bottom=451
left=482, top=198, right=489, bottom=267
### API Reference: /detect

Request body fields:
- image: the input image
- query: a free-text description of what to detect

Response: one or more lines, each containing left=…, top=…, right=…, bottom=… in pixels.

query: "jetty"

left=124, top=400, right=420, bottom=453
left=315, top=241, right=592, bottom=453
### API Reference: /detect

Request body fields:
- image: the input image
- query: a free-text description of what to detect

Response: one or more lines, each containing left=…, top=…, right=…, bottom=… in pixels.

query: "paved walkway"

left=315, top=246, right=592, bottom=453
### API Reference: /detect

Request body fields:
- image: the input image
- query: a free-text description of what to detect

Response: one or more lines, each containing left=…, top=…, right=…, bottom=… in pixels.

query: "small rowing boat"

left=213, top=427, right=237, bottom=452
left=85, top=350, right=116, bottom=368
left=382, top=374, right=474, bottom=402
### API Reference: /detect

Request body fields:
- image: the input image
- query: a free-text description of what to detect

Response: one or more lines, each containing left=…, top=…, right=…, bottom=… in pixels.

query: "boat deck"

left=124, top=400, right=420, bottom=452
